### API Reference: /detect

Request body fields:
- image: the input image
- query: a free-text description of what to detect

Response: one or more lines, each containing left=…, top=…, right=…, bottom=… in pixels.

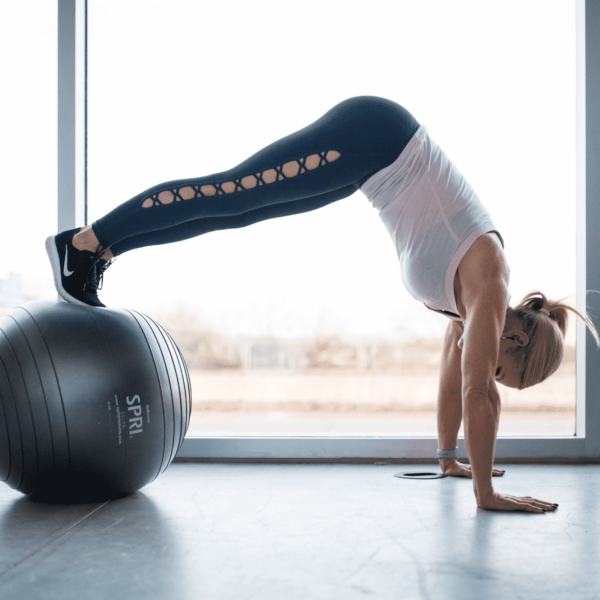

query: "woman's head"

left=501, top=291, right=599, bottom=389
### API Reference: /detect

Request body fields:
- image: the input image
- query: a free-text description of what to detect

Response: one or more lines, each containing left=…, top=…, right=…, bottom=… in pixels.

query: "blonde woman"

left=46, top=96, right=599, bottom=511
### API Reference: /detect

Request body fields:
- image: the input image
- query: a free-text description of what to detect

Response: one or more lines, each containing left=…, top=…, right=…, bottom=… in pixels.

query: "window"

left=57, top=0, right=600, bottom=460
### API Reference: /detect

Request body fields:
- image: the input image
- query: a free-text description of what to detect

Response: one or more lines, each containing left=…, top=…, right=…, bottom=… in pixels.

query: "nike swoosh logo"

left=63, top=245, right=75, bottom=277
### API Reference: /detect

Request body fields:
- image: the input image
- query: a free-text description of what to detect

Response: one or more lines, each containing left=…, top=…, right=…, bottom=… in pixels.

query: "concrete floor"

left=0, top=463, right=598, bottom=600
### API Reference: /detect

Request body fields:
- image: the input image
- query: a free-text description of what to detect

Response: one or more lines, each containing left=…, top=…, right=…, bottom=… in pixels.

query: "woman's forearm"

left=437, top=321, right=464, bottom=454
left=437, top=389, right=462, bottom=452
left=462, top=386, right=501, bottom=503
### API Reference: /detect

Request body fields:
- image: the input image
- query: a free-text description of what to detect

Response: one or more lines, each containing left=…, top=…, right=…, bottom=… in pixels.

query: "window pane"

left=88, top=0, right=576, bottom=436
left=0, top=1, right=57, bottom=315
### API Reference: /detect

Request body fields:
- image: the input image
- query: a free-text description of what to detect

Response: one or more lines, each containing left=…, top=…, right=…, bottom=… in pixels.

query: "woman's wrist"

left=437, top=446, right=458, bottom=460
left=475, top=485, right=495, bottom=504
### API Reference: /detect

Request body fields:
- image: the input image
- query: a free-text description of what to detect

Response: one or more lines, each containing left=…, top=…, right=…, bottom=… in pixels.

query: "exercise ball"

left=0, top=300, right=191, bottom=502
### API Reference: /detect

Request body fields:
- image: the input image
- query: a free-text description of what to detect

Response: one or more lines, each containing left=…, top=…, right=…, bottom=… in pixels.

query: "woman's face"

left=495, top=328, right=531, bottom=389
left=495, top=342, right=522, bottom=389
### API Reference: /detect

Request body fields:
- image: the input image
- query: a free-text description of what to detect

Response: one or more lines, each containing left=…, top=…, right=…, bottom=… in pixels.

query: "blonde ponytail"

left=508, top=291, right=599, bottom=388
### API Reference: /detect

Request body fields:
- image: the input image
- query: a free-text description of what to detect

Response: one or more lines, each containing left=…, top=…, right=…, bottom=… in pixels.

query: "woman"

left=46, top=96, right=598, bottom=512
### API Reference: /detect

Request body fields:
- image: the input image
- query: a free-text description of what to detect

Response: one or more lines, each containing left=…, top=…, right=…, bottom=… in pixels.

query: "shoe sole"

left=45, top=235, right=91, bottom=307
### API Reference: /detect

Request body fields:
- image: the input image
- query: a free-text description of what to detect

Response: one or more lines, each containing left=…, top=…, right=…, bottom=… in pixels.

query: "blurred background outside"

left=161, top=306, right=576, bottom=435
left=0, top=0, right=578, bottom=435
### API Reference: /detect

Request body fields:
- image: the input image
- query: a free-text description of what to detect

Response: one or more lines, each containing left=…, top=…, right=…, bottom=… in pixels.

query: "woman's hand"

left=477, top=492, right=558, bottom=513
left=441, top=458, right=504, bottom=478
left=441, top=460, right=558, bottom=512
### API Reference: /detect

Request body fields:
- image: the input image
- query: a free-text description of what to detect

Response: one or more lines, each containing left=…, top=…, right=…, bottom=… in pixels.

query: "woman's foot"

left=45, top=227, right=114, bottom=307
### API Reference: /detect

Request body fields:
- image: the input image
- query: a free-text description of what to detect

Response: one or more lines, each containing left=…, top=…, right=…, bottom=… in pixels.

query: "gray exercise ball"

left=0, top=300, right=191, bottom=502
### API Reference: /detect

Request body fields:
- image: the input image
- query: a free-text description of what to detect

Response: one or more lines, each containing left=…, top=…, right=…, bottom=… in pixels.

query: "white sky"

left=0, top=0, right=578, bottom=342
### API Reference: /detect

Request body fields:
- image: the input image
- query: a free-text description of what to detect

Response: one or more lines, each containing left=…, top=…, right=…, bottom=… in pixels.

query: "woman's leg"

left=110, top=185, right=357, bottom=255
left=48, top=96, right=419, bottom=306
left=90, top=96, right=419, bottom=255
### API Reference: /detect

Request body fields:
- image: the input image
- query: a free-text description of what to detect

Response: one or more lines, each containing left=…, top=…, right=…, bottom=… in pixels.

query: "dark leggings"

left=92, top=96, right=420, bottom=257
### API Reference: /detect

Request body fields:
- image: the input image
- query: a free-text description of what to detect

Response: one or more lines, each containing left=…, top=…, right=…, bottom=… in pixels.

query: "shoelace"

left=84, top=246, right=115, bottom=292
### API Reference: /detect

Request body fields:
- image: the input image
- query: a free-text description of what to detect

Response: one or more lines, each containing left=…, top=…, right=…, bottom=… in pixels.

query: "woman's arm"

left=437, top=320, right=464, bottom=460
left=460, top=292, right=511, bottom=505
left=457, top=235, right=556, bottom=511
left=437, top=319, right=504, bottom=478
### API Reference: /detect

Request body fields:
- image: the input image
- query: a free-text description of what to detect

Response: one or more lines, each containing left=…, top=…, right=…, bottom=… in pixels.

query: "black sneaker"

left=45, top=228, right=113, bottom=307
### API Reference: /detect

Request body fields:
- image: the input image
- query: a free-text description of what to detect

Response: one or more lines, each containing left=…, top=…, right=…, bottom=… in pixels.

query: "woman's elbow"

left=463, top=384, right=500, bottom=406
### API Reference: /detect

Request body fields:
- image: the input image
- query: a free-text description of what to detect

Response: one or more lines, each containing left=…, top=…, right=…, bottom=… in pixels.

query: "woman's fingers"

left=505, top=495, right=558, bottom=510
left=492, top=468, right=505, bottom=477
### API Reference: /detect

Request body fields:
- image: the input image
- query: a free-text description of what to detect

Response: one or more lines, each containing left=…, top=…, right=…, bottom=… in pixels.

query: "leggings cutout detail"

left=141, top=150, right=341, bottom=208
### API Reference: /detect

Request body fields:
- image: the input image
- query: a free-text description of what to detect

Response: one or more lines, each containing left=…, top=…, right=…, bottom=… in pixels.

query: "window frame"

left=57, top=0, right=600, bottom=462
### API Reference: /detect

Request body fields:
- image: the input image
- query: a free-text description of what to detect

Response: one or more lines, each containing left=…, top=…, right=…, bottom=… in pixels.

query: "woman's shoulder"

left=454, top=233, right=510, bottom=318
left=467, top=232, right=506, bottom=265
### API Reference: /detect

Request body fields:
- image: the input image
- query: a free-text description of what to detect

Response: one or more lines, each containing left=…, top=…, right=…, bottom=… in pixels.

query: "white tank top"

left=361, top=125, right=509, bottom=320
